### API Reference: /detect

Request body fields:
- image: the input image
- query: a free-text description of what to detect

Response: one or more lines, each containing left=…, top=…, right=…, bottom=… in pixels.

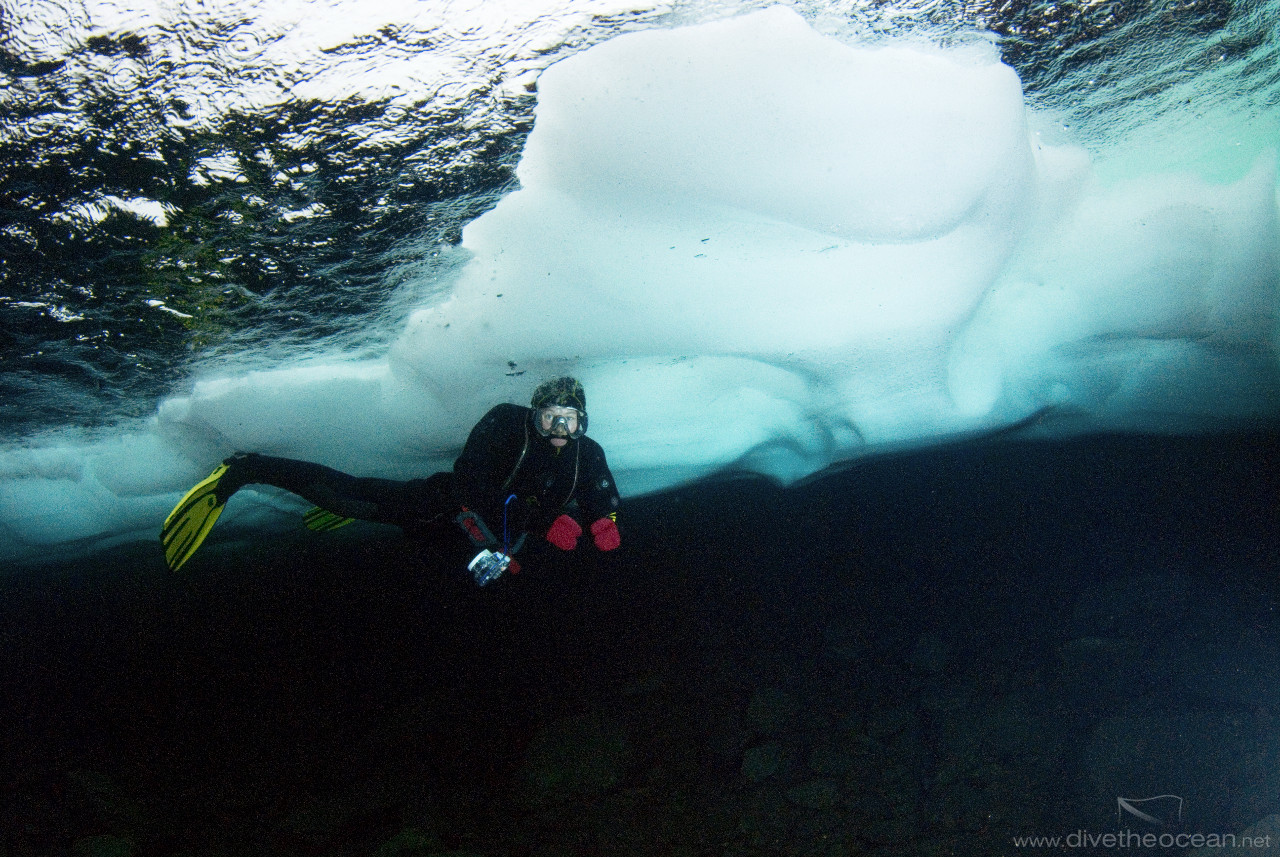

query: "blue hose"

left=502, top=493, right=517, bottom=556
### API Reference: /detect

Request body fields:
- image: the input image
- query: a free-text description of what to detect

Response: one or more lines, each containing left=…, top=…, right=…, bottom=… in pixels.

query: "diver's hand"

left=590, top=516, right=620, bottom=551
left=546, top=514, right=582, bottom=550
left=456, top=509, right=497, bottom=547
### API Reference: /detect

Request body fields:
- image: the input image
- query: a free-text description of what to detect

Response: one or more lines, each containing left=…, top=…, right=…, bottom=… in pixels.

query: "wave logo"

left=1117, top=795, right=1184, bottom=826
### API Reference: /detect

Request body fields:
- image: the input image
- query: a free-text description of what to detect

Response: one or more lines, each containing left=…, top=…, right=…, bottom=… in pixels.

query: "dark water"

left=3, top=432, right=1278, bottom=856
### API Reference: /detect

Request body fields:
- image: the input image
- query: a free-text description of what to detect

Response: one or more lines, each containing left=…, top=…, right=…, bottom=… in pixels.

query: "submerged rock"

left=516, top=713, right=632, bottom=807
left=910, top=633, right=951, bottom=674
left=746, top=687, right=797, bottom=734
left=742, top=741, right=785, bottom=782
left=1083, top=713, right=1259, bottom=828
left=371, top=827, right=447, bottom=856
left=785, top=778, right=841, bottom=811
left=71, top=836, right=135, bottom=857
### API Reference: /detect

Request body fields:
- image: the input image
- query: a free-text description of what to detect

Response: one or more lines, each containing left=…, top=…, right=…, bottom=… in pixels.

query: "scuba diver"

left=161, top=377, right=621, bottom=584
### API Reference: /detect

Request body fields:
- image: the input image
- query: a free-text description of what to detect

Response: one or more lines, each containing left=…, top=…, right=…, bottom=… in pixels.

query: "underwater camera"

left=468, top=549, right=512, bottom=586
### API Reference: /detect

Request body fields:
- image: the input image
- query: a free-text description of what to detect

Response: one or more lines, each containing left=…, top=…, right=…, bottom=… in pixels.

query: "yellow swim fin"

left=302, top=506, right=354, bottom=532
left=161, top=463, right=232, bottom=572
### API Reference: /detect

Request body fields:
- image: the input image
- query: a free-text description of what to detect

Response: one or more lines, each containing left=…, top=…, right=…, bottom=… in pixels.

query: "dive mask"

left=534, top=405, right=586, bottom=440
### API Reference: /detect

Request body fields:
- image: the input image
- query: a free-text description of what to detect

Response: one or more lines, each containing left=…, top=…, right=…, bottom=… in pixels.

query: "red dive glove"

left=546, top=514, right=582, bottom=550
left=590, top=516, right=621, bottom=551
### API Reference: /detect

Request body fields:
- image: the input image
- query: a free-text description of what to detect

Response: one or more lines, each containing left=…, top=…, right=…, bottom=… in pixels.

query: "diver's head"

left=531, top=377, right=587, bottom=448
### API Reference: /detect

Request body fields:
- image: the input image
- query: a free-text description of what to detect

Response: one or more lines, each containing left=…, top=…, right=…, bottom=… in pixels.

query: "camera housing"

left=468, top=549, right=512, bottom=585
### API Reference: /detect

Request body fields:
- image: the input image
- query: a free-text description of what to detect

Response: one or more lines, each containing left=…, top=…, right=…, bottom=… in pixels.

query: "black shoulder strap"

left=500, top=418, right=531, bottom=494
left=563, top=440, right=580, bottom=507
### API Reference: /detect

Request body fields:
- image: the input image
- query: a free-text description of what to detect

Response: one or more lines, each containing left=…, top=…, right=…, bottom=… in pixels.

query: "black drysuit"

left=229, top=404, right=620, bottom=551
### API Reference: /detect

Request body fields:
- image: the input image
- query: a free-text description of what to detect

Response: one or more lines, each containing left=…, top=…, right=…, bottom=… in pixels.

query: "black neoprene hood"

left=530, top=377, right=586, bottom=412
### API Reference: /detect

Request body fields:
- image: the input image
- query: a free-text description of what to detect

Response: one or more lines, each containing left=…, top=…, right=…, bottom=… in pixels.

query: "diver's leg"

left=395, top=471, right=460, bottom=533
left=227, top=453, right=429, bottom=526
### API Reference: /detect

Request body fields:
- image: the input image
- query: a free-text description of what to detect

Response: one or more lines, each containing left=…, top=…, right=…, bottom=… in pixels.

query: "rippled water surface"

left=2, top=0, right=1278, bottom=434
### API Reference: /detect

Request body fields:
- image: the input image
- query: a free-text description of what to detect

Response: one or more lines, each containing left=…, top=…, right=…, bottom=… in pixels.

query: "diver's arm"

left=575, top=441, right=622, bottom=550
left=452, top=404, right=528, bottom=522
left=576, top=442, right=621, bottom=521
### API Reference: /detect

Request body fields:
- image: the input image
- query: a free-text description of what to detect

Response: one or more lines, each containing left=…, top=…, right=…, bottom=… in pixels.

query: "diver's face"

left=537, top=406, right=580, bottom=447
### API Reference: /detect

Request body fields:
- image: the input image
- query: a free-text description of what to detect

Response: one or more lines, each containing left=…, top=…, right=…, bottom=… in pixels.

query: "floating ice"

left=1, top=7, right=1276, bottom=564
